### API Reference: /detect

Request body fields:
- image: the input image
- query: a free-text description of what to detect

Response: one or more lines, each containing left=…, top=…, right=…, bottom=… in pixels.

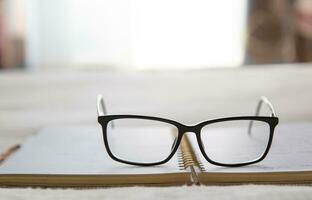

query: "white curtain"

left=26, top=0, right=247, bottom=70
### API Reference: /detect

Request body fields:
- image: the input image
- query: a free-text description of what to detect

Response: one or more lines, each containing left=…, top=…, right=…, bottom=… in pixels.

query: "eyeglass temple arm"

left=97, top=95, right=108, bottom=117
left=97, top=95, right=115, bottom=128
left=248, top=96, right=277, bottom=136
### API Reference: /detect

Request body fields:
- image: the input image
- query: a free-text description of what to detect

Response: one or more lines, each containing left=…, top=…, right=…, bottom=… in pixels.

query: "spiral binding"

left=177, top=137, right=206, bottom=172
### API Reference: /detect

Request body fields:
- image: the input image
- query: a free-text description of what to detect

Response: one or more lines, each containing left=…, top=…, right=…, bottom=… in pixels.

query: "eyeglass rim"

left=98, top=115, right=278, bottom=167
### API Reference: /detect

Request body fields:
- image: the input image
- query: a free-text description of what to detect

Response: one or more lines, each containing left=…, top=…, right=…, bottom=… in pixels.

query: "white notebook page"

left=0, top=126, right=186, bottom=175
left=187, top=123, right=312, bottom=173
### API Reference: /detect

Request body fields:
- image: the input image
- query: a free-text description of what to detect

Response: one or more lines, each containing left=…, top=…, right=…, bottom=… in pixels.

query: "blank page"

left=187, top=123, right=312, bottom=173
left=0, top=126, right=186, bottom=175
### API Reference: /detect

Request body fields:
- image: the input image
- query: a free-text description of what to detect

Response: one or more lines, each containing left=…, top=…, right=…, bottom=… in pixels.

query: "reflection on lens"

left=200, top=120, right=270, bottom=164
left=106, top=118, right=178, bottom=164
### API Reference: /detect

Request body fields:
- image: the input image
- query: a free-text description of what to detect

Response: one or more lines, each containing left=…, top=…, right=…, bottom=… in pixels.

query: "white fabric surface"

left=1, top=185, right=312, bottom=200
left=1, top=64, right=312, bottom=199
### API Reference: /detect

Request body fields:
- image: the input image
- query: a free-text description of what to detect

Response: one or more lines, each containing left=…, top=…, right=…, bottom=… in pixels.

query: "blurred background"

left=1, top=0, right=312, bottom=156
left=1, top=0, right=311, bottom=71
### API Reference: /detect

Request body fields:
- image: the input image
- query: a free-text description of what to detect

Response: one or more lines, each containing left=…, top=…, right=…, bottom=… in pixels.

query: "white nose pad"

left=171, top=137, right=178, bottom=151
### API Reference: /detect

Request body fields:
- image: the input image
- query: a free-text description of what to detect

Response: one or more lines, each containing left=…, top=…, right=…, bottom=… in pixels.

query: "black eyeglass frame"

left=97, top=95, right=279, bottom=167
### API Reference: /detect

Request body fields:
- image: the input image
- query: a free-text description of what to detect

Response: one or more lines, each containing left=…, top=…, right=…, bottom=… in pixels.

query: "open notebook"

left=1, top=123, right=312, bottom=187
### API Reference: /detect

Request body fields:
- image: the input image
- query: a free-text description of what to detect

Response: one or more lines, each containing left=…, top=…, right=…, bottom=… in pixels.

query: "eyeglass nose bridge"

left=178, top=125, right=206, bottom=153
left=179, top=125, right=201, bottom=135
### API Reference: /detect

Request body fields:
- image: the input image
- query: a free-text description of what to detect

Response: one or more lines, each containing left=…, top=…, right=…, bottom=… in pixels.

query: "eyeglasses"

left=97, top=95, right=279, bottom=167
